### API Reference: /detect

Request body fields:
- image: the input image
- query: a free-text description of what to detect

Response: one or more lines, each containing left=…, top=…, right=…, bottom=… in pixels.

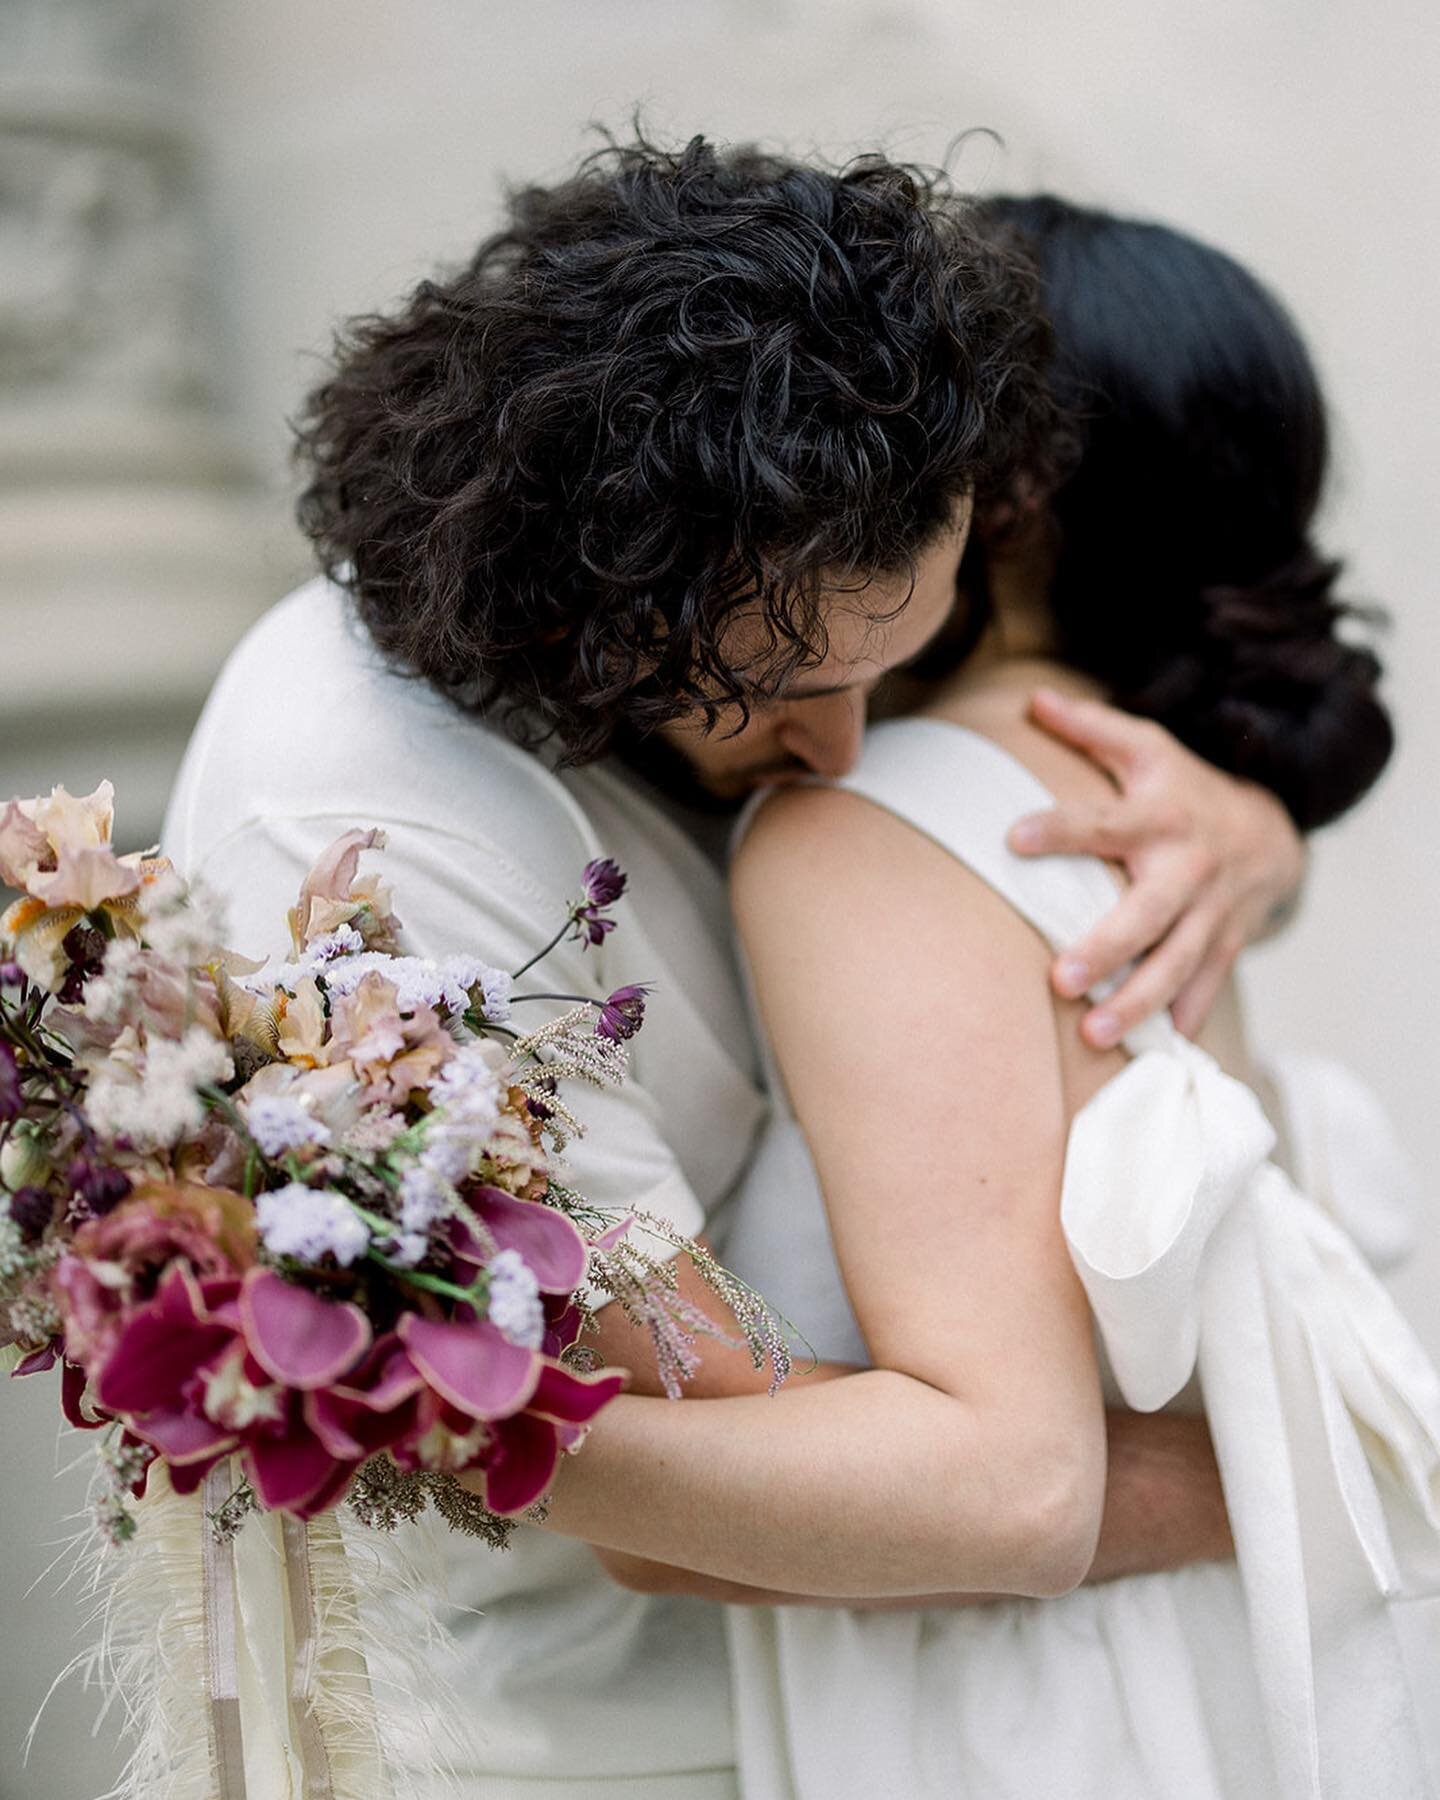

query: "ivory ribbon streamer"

left=202, top=1462, right=338, bottom=1800
left=201, top=1461, right=249, bottom=1800
left=283, top=1514, right=339, bottom=1800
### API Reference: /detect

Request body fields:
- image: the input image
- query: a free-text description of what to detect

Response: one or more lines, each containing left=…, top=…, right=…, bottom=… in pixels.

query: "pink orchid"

left=392, top=1312, right=627, bottom=1513
left=449, top=1186, right=590, bottom=1295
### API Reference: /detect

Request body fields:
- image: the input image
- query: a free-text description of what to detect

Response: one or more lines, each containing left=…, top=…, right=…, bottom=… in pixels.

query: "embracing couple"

left=165, top=135, right=1440, bottom=1797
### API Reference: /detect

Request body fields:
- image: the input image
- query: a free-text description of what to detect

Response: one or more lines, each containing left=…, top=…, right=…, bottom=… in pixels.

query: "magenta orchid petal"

left=398, top=1314, right=540, bottom=1421
left=62, top=1357, right=106, bottom=1430
left=465, top=1187, right=589, bottom=1294
left=153, top=1260, right=210, bottom=1325
left=96, top=1309, right=232, bottom=1416
left=244, top=1425, right=342, bottom=1513
left=591, top=1215, right=635, bottom=1252
left=481, top=1411, right=561, bottom=1515
left=133, top=1408, right=240, bottom=1465
left=239, top=1267, right=371, bottom=1391
left=332, top=1336, right=426, bottom=1412
left=302, top=1390, right=368, bottom=1462
left=167, top=1451, right=230, bottom=1496
left=13, top=1341, right=59, bottom=1377
left=290, top=1457, right=361, bottom=1520
left=541, top=1296, right=584, bottom=1359
left=527, top=1359, right=628, bottom=1425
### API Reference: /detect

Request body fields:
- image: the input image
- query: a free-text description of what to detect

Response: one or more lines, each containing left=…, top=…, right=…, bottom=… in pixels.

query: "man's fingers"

left=1077, top=908, right=1222, bottom=1049
left=1026, top=687, right=1161, bottom=780
left=1049, top=872, right=1197, bottom=997
left=1009, top=801, right=1147, bottom=861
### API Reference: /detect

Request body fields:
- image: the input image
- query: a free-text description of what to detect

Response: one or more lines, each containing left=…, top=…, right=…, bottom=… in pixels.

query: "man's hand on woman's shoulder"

left=1007, top=687, right=1306, bottom=1046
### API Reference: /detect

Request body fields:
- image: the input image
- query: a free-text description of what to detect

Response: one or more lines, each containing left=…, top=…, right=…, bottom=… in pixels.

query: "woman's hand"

left=1007, top=688, right=1306, bottom=1045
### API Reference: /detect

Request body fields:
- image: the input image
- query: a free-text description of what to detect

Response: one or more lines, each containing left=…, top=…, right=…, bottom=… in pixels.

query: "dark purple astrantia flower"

left=0, top=1041, right=21, bottom=1122
left=571, top=859, right=627, bottom=949
left=582, top=859, right=626, bottom=906
left=596, top=984, right=648, bottom=1042
left=55, top=923, right=107, bottom=1007
left=68, top=1156, right=134, bottom=1219
left=8, top=1185, right=55, bottom=1243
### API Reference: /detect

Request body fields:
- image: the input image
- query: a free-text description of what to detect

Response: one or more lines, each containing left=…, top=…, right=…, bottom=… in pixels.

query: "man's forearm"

left=590, top=1407, right=1232, bottom=1607
left=1083, top=1407, right=1232, bottom=1582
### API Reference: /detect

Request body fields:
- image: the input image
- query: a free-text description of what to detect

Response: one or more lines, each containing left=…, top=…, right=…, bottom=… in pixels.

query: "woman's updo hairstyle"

left=981, top=194, right=1392, bottom=829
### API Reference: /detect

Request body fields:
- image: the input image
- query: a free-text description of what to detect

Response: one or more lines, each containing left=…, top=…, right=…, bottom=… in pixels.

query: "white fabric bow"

left=1062, top=1038, right=1440, bottom=1799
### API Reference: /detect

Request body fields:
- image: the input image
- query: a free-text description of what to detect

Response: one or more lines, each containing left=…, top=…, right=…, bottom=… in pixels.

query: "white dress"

left=720, top=719, right=1440, bottom=1800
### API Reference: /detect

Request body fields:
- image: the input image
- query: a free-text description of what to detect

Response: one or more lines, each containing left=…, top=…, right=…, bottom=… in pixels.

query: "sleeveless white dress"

left=719, top=719, right=1440, bottom=1800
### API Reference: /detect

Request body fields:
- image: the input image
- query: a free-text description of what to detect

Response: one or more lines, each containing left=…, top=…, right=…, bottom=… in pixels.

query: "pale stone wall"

left=3, top=4, right=1436, bottom=1793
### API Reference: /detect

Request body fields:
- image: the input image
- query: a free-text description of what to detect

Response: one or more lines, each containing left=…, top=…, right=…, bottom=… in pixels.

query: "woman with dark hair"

left=169, top=139, right=1327, bottom=1797
left=705, top=200, right=1440, bottom=1797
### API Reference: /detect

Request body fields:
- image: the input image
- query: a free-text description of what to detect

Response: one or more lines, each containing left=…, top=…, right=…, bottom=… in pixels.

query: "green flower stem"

left=349, top=1201, right=401, bottom=1236
left=367, top=1254, right=488, bottom=1309
left=199, top=1084, right=249, bottom=1134
left=508, top=914, right=578, bottom=984
left=509, top=992, right=599, bottom=1008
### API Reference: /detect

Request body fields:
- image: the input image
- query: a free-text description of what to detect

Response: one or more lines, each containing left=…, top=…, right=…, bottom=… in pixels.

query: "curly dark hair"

left=293, top=132, right=1060, bottom=762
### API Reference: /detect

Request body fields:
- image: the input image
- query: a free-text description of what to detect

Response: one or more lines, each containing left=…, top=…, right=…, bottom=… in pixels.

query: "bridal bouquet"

left=0, top=782, right=780, bottom=1552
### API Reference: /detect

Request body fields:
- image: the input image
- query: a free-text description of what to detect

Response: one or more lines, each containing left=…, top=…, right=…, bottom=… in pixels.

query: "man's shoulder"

left=167, top=575, right=601, bottom=880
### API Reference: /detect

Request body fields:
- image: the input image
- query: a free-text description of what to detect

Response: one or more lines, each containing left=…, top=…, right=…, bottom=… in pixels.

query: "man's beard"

left=609, top=725, right=804, bottom=816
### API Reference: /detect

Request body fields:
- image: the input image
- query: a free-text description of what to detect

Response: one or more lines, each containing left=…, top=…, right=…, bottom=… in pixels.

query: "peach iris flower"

left=0, top=782, right=167, bottom=988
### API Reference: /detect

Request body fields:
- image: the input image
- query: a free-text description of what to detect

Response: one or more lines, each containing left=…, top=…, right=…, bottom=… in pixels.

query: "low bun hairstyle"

left=979, top=195, right=1393, bottom=830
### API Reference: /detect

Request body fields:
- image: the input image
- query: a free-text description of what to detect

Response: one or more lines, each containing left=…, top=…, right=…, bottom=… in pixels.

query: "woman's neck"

left=940, top=543, right=1102, bottom=708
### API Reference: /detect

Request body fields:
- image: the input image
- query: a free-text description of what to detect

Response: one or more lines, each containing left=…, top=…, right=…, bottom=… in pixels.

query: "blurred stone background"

left=1, top=0, right=1436, bottom=1793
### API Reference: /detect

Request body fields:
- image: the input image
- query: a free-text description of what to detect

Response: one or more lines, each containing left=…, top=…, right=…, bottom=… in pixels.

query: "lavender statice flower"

left=307, top=925, right=365, bottom=963
left=571, top=858, right=627, bottom=950
left=486, top=1248, right=544, bottom=1349
left=419, top=1046, right=502, bottom=1184
left=477, top=964, right=513, bottom=1024
left=244, top=1094, right=331, bottom=1159
left=0, top=961, right=22, bottom=988
left=596, top=984, right=648, bottom=1043
left=256, top=1182, right=370, bottom=1267
left=321, top=949, right=506, bottom=1020
left=387, top=1231, right=429, bottom=1270
left=398, top=1161, right=451, bottom=1234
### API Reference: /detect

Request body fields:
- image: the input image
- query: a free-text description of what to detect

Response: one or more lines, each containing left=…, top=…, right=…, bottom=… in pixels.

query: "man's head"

left=295, top=133, right=1058, bottom=796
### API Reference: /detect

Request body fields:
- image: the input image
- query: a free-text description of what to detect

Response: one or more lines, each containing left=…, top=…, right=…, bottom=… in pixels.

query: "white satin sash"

left=1063, top=1036, right=1440, bottom=1796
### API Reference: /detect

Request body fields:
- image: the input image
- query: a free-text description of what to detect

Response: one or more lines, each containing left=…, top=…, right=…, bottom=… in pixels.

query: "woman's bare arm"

left=526, top=783, right=1111, bottom=1599
left=590, top=1406, right=1232, bottom=1604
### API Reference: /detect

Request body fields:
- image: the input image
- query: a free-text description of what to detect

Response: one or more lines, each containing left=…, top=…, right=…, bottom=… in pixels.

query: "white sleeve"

left=184, top=810, right=708, bottom=1288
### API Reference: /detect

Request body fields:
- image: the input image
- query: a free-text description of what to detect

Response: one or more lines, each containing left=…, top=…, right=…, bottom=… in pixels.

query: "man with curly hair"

left=165, top=135, right=1302, bottom=1795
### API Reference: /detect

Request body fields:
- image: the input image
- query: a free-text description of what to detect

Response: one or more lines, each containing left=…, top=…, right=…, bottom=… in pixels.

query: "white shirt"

left=163, top=576, right=766, bottom=1795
